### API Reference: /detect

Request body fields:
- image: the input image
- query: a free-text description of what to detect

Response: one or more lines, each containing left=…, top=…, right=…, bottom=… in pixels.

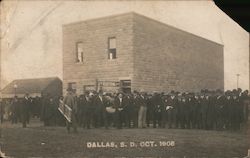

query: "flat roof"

left=63, top=12, right=223, bottom=47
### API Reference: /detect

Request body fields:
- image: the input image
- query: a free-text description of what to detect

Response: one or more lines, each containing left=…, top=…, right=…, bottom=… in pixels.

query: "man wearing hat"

left=114, top=92, right=127, bottom=129
left=193, top=93, right=201, bottom=129
left=63, top=87, right=78, bottom=133
left=200, top=92, right=208, bottom=129
left=10, top=96, right=19, bottom=124
left=206, top=92, right=216, bottom=130
left=166, top=91, right=178, bottom=129
left=137, top=92, right=148, bottom=128
left=77, top=94, right=85, bottom=127
left=229, top=92, right=241, bottom=130
left=187, top=93, right=196, bottom=129
left=92, top=90, right=108, bottom=128
left=178, top=95, right=186, bottom=129
left=77, top=92, right=93, bottom=129
left=240, top=90, right=250, bottom=131
left=21, top=93, right=31, bottom=128
left=223, top=90, right=232, bottom=130
left=214, top=90, right=224, bottom=130
left=151, top=92, right=164, bottom=128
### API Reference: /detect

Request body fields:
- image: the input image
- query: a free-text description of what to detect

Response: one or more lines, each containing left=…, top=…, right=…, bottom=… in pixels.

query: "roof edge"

left=63, top=12, right=136, bottom=27
left=63, top=11, right=223, bottom=47
left=11, top=76, right=61, bottom=82
left=132, top=12, right=223, bottom=47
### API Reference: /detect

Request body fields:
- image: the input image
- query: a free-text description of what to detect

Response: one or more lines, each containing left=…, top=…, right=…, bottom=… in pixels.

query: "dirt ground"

left=0, top=119, right=249, bottom=158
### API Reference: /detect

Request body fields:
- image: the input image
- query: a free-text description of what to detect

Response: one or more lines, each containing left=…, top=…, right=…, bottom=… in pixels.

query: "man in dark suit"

left=125, top=93, right=134, bottom=128
left=130, top=92, right=140, bottom=128
left=146, top=94, right=154, bottom=127
left=179, top=95, right=188, bottom=129
left=206, top=92, right=216, bottom=130
left=77, top=95, right=84, bottom=127
left=193, top=93, right=201, bottom=129
left=188, top=93, right=197, bottom=129
left=240, top=90, right=249, bottom=131
left=151, top=92, right=164, bottom=128
left=224, top=91, right=233, bottom=130
left=200, top=92, right=209, bottom=129
left=230, top=92, right=241, bottom=130
left=43, top=96, right=56, bottom=126
left=80, top=92, right=93, bottom=129
left=21, top=93, right=30, bottom=128
left=167, top=92, right=178, bottom=129
left=93, top=91, right=108, bottom=128
left=114, top=93, right=127, bottom=129
left=161, top=96, right=168, bottom=128
left=11, top=96, right=19, bottom=124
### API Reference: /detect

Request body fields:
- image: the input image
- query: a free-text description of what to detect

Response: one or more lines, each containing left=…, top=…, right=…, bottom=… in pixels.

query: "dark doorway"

left=120, top=80, right=131, bottom=94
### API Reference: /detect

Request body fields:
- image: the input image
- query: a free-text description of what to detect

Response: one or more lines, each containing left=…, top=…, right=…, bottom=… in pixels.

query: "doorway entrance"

left=120, top=80, right=131, bottom=94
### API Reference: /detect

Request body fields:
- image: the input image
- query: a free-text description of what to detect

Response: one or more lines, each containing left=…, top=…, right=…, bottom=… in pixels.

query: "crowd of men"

left=0, top=94, right=65, bottom=127
left=62, top=88, right=249, bottom=133
left=1, top=88, right=249, bottom=133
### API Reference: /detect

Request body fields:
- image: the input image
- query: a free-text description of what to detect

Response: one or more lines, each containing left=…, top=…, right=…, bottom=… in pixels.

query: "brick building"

left=62, top=12, right=224, bottom=94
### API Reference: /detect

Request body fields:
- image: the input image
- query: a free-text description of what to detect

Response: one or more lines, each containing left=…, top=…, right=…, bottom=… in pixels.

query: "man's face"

left=118, top=94, right=123, bottom=98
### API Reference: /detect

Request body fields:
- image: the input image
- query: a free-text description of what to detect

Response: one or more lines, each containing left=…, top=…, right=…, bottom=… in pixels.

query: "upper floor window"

left=76, top=42, right=83, bottom=63
left=108, top=37, right=116, bottom=59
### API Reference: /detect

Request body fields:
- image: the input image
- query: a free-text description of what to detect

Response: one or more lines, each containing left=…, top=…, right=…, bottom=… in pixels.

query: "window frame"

left=108, top=37, right=117, bottom=60
left=75, top=41, right=84, bottom=63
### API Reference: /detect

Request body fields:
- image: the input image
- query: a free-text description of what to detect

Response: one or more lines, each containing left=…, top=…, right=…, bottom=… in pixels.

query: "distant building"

left=1, top=77, right=62, bottom=98
left=62, top=12, right=224, bottom=94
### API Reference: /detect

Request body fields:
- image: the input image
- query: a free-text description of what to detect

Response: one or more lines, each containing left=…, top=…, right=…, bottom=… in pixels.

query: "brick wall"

left=63, top=12, right=224, bottom=95
left=133, top=13, right=224, bottom=92
left=63, top=13, right=134, bottom=95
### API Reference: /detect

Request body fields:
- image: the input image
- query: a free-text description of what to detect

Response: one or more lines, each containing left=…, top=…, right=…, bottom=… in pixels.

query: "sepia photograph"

left=0, top=0, right=249, bottom=157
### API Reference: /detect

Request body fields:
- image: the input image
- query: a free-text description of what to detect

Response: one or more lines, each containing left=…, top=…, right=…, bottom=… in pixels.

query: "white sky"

left=0, top=0, right=249, bottom=90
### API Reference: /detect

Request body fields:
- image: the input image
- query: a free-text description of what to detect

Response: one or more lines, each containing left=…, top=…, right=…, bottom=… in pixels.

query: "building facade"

left=63, top=12, right=224, bottom=94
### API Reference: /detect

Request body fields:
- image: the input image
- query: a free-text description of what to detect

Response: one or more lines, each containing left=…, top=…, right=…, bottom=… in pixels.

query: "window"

left=120, top=80, right=131, bottom=87
left=76, top=42, right=83, bottom=63
left=108, top=37, right=116, bottom=59
left=68, top=82, right=76, bottom=91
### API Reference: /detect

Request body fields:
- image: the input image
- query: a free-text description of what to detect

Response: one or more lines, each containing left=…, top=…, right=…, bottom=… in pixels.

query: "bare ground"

left=0, top=119, right=249, bottom=158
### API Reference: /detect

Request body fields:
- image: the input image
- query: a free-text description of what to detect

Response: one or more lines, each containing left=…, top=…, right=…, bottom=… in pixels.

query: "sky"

left=0, top=0, right=249, bottom=90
